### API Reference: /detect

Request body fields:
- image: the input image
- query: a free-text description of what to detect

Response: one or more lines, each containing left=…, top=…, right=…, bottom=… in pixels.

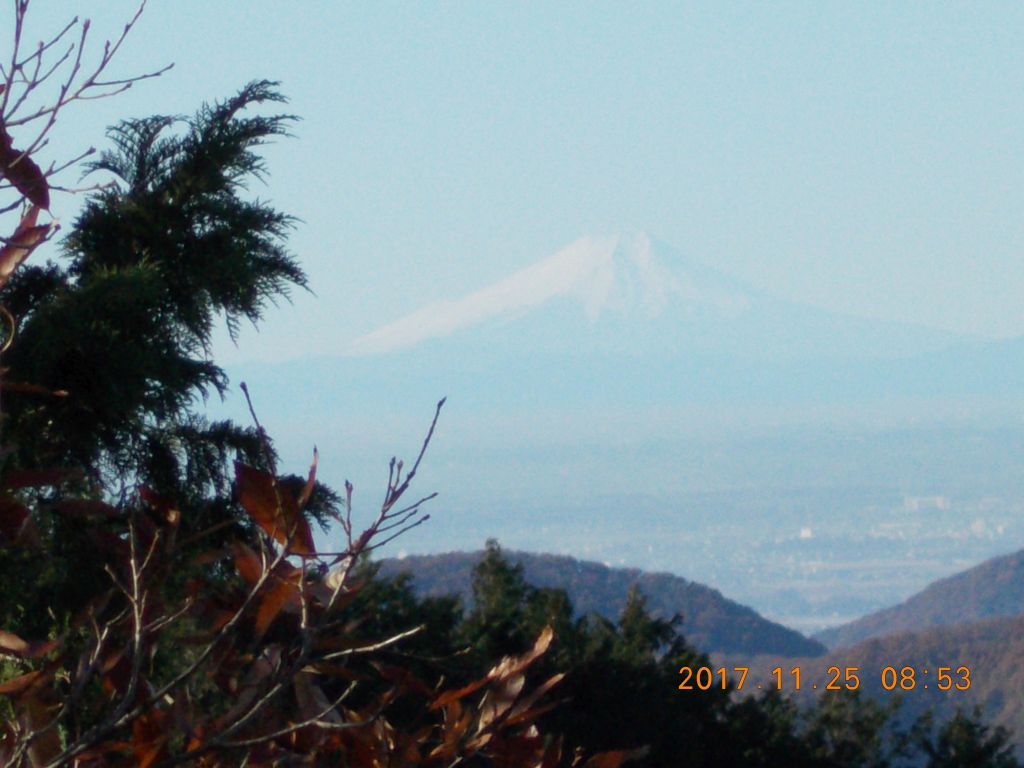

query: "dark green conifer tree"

left=920, top=708, right=1020, bottom=768
left=2, top=81, right=302, bottom=498
left=0, top=82, right=337, bottom=634
left=799, top=690, right=907, bottom=768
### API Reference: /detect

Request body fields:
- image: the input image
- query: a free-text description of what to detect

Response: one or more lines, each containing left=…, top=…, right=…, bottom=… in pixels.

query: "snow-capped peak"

left=347, top=232, right=751, bottom=356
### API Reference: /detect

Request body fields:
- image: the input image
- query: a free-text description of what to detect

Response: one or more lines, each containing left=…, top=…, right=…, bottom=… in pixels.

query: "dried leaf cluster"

left=0, top=444, right=621, bottom=766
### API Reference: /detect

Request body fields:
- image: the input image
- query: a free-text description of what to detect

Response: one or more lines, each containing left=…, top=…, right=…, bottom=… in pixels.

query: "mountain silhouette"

left=377, top=548, right=827, bottom=657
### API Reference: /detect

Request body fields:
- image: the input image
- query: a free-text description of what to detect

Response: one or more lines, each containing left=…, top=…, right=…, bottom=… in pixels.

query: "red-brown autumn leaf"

left=231, top=541, right=303, bottom=637
left=234, top=461, right=315, bottom=555
left=0, top=630, right=58, bottom=660
left=0, top=128, right=49, bottom=208
left=233, top=541, right=265, bottom=585
left=583, top=747, right=651, bottom=768
left=0, top=380, right=69, bottom=397
left=537, top=736, right=564, bottom=768
left=0, top=630, right=30, bottom=658
left=2, top=466, right=83, bottom=490
left=371, top=662, right=433, bottom=697
left=431, top=626, right=555, bottom=710
left=310, top=576, right=364, bottom=611
left=431, top=672, right=492, bottom=711
left=0, top=498, right=30, bottom=544
left=478, top=673, right=526, bottom=728
left=431, top=701, right=473, bottom=760
left=100, top=648, right=132, bottom=697
left=0, top=205, right=53, bottom=288
left=132, top=708, right=170, bottom=768
left=487, top=624, right=554, bottom=680
left=253, top=577, right=300, bottom=638
left=504, top=672, right=566, bottom=726
left=0, top=670, right=45, bottom=697
left=20, top=688, right=64, bottom=766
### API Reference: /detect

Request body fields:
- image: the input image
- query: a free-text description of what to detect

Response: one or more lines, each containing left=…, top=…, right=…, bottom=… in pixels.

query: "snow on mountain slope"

left=346, top=232, right=963, bottom=364
left=349, top=232, right=753, bottom=355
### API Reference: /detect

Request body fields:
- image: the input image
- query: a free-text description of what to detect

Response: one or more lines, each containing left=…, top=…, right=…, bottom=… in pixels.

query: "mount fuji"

left=347, top=231, right=959, bottom=364
left=273, top=231, right=1024, bottom=418
left=231, top=231, right=1024, bottom=420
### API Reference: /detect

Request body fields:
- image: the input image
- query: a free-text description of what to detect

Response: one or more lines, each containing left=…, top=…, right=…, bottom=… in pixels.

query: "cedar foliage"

left=2, top=80, right=303, bottom=501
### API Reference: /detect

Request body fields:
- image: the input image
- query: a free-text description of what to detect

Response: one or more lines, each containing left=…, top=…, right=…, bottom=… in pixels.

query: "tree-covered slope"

left=816, top=549, right=1024, bottom=649
left=744, top=613, right=1024, bottom=753
left=378, top=549, right=826, bottom=657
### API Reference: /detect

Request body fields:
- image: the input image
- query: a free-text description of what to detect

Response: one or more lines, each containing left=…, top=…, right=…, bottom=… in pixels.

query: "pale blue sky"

left=21, top=1, right=1024, bottom=362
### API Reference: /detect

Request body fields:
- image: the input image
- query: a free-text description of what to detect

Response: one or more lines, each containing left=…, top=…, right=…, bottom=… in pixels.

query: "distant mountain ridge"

left=834, top=615, right=1024, bottom=747
left=348, top=232, right=962, bottom=363
left=740, top=614, right=1024, bottom=750
left=377, top=549, right=826, bottom=658
left=350, top=233, right=755, bottom=356
left=227, top=232, right=1024, bottom=418
left=816, top=548, right=1024, bottom=649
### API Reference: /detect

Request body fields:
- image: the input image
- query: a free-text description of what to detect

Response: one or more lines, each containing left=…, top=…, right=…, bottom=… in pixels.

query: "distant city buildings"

left=902, top=495, right=951, bottom=512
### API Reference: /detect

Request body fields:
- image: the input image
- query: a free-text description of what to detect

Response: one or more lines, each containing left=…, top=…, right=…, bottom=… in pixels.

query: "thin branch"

left=321, top=625, right=425, bottom=661
left=1, top=0, right=171, bottom=233
left=382, top=397, right=445, bottom=513
left=213, top=688, right=375, bottom=750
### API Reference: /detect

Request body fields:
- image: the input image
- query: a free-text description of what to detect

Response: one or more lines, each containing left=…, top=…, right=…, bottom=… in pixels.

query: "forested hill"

left=816, top=548, right=1024, bottom=649
left=744, top=613, right=1024, bottom=749
left=838, top=614, right=1024, bottom=738
left=377, top=550, right=826, bottom=657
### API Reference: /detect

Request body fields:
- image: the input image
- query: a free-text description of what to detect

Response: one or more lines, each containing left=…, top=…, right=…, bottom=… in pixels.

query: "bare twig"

left=0, top=0, right=170, bottom=289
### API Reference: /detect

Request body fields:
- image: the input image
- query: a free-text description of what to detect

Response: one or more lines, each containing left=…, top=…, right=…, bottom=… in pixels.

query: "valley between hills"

left=379, top=545, right=1024, bottom=746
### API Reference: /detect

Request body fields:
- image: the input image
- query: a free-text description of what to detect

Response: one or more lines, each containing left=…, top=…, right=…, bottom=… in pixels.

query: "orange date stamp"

left=678, top=665, right=971, bottom=692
